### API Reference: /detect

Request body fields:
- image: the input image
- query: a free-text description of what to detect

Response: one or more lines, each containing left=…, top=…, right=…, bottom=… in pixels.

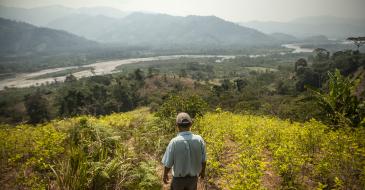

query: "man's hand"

left=199, top=171, right=205, bottom=179
left=200, top=161, right=206, bottom=179
left=163, top=166, right=171, bottom=184
left=163, top=173, right=169, bottom=184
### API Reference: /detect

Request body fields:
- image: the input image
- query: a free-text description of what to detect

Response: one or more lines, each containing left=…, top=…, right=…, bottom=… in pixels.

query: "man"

left=162, top=112, right=207, bottom=190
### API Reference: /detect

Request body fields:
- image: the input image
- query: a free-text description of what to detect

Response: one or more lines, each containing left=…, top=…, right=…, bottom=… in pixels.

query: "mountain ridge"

left=0, top=17, right=97, bottom=54
left=48, top=12, right=276, bottom=47
left=0, top=5, right=277, bottom=47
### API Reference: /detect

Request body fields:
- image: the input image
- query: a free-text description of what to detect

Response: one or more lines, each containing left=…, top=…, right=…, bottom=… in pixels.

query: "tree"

left=58, top=86, right=92, bottom=116
left=147, top=67, right=159, bottom=78
left=212, top=85, right=223, bottom=97
left=221, top=79, right=233, bottom=91
left=109, top=79, right=137, bottom=112
left=275, top=80, right=291, bottom=95
left=295, top=57, right=323, bottom=92
left=347, top=37, right=365, bottom=51
left=331, top=50, right=359, bottom=76
left=156, top=95, right=208, bottom=126
left=179, top=69, right=187, bottom=78
left=313, top=48, right=330, bottom=62
left=309, top=70, right=365, bottom=129
left=134, top=69, right=145, bottom=81
left=294, top=58, right=307, bottom=72
left=295, top=67, right=321, bottom=91
left=234, top=79, right=248, bottom=92
left=24, top=91, right=50, bottom=123
left=65, top=74, right=77, bottom=83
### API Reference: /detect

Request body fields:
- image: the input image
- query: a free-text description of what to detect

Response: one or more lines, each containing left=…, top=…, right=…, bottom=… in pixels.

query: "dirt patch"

left=214, top=138, right=240, bottom=190
left=261, top=149, right=282, bottom=190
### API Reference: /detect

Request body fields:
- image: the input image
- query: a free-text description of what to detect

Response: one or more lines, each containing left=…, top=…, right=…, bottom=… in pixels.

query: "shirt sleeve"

left=162, top=140, right=174, bottom=168
left=201, top=138, right=207, bottom=162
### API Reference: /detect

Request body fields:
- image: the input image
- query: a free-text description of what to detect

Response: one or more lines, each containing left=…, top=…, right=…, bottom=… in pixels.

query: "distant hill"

left=77, top=6, right=129, bottom=18
left=0, top=5, right=74, bottom=26
left=0, top=5, right=128, bottom=26
left=47, top=14, right=119, bottom=40
left=0, top=18, right=97, bottom=54
left=48, top=13, right=276, bottom=47
left=269, top=33, right=298, bottom=43
left=0, top=5, right=278, bottom=48
left=242, top=16, right=365, bottom=39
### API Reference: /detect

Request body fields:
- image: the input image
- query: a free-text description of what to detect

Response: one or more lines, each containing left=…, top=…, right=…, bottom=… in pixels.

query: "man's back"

left=162, top=112, right=206, bottom=190
left=163, top=131, right=206, bottom=177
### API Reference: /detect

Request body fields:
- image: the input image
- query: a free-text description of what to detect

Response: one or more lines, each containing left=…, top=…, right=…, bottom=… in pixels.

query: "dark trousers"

left=171, top=176, right=198, bottom=190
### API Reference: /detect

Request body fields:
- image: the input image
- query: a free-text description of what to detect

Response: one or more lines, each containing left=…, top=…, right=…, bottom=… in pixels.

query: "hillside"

left=0, top=5, right=127, bottom=26
left=48, top=12, right=276, bottom=47
left=0, top=18, right=97, bottom=54
left=269, top=32, right=298, bottom=43
left=0, top=5, right=74, bottom=26
left=1, top=108, right=364, bottom=189
left=46, top=14, right=119, bottom=40
left=0, top=5, right=277, bottom=47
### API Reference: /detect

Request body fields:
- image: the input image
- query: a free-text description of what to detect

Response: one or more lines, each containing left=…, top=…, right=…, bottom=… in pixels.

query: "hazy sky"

left=1, top=0, right=365, bottom=22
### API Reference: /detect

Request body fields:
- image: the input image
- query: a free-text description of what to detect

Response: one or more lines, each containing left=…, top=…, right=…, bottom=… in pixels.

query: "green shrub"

left=126, top=161, right=162, bottom=190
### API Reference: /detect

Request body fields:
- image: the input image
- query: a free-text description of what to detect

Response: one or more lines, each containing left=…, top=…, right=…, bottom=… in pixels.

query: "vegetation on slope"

left=0, top=17, right=97, bottom=55
left=0, top=108, right=164, bottom=189
left=0, top=46, right=364, bottom=189
left=196, top=112, right=365, bottom=189
left=1, top=50, right=364, bottom=126
left=1, top=106, right=364, bottom=189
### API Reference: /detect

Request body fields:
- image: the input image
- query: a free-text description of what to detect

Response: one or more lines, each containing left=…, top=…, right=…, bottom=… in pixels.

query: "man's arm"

left=200, top=161, right=206, bottom=179
left=200, top=137, right=207, bottom=179
left=162, top=140, right=174, bottom=184
left=163, top=166, right=171, bottom=184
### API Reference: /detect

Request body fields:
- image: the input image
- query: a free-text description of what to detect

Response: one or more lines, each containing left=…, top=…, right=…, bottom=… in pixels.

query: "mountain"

left=0, top=5, right=74, bottom=26
left=0, top=5, right=128, bottom=26
left=48, top=13, right=276, bottom=47
left=242, top=16, right=365, bottom=39
left=77, top=6, right=129, bottom=18
left=47, top=14, right=119, bottom=40
left=1, top=5, right=276, bottom=47
left=0, top=18, right=97, bottom=54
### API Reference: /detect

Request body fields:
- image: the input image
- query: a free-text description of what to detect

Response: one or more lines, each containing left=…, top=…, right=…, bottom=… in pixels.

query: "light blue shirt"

left=162, top=131, right=207, bottom=177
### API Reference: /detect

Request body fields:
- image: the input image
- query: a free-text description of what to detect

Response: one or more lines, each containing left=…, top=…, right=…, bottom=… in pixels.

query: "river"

left=0, top=55, right=235, bottom=90
left=281, top=43, right=315, bottom=53
left=0, top=44, right=314, bottom=90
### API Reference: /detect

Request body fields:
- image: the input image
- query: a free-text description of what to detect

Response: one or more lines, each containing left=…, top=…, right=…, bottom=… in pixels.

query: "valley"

left=0, top=1, right=364, bottom=190
left=0, top=43, right=315, bottom=90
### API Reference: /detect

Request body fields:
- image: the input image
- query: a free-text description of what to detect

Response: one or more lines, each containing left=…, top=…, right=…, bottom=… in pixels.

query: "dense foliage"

left=1, top=107, right=364, bottom=189
left=1, top=51, right=364, bottom=127
left=0, top=108, right=164, bottom=190
left=195, top=111, right=365, bottom=189
left=309, top=70, right=365, bottom=128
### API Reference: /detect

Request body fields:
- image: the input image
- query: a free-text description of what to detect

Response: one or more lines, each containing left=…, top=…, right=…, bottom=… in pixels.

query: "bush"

left=309, top=70, right=365, bottom=128
left=157, top=95, right=208, bottom=119
left=0, top=108, right=163, bottom=190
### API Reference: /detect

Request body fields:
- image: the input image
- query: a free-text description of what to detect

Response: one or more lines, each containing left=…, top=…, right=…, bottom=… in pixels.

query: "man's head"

left=176, top=112, right=192, bottom=130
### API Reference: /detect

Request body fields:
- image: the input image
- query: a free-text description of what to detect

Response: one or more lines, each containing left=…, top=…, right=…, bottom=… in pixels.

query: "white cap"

left=176, top=112, right=192, bottom=125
